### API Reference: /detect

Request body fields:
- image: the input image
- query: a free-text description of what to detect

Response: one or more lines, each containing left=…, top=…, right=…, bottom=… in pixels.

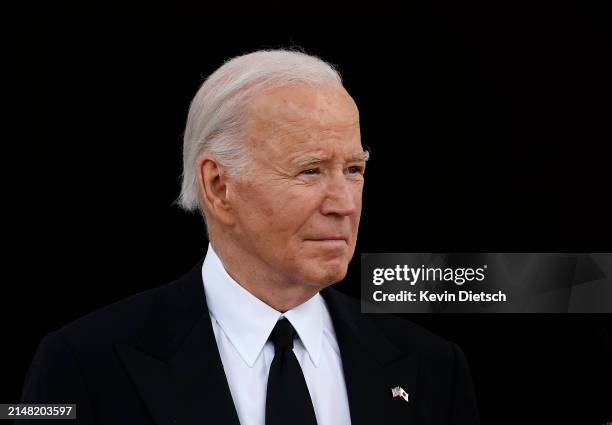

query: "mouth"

left=305, top=236, right=348, bottom=244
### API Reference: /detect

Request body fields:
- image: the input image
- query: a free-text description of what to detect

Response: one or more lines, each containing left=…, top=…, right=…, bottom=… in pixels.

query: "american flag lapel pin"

left=391, top=386, right=409, bottom=403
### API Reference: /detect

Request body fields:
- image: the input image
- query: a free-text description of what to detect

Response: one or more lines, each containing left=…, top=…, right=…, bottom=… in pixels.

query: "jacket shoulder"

left=53, top=275, right=186, bottom=346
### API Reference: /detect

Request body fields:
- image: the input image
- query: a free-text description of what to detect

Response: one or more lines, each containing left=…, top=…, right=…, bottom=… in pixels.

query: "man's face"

left=228, top=83, right=365, bottom=289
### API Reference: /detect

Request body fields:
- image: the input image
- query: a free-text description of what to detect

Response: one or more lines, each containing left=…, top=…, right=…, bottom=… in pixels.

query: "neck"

left=210, top=237, right=320, bottom=313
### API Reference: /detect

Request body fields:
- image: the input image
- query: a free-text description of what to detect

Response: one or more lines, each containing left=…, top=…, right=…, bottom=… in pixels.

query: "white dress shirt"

left=201, top=243, right=352, bottom=425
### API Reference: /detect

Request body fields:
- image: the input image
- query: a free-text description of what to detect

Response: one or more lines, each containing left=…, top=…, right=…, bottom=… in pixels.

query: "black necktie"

left=265, top=318, right=318, bottom=425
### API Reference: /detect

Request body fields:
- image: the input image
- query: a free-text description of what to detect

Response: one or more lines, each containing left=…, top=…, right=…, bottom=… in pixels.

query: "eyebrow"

left=293, top=150, right=370, bottom=168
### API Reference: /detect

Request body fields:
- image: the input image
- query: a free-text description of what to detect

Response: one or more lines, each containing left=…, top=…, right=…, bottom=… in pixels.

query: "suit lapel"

left=115, top=259, right=240, bottom=425
left=322, top=288, right=418, bottom=425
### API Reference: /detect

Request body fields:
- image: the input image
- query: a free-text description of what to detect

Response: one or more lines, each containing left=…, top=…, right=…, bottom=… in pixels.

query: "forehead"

left=246, top=83, right=361, bottom=159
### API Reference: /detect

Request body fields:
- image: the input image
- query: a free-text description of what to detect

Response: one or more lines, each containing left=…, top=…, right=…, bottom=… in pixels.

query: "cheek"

left=352, top=184, right=364, bottom=210
left=275, top=192, right=323, bottom=238
left=350, top=188, right=363, bottom=230
left=354, top=187, right=363, bottom=208
left=233, top=184, right=275, bottom=234
left=239, top=184, right=319, bottom=235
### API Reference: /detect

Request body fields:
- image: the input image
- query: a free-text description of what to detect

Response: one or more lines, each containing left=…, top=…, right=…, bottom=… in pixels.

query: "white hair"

left=178, top=49, right=343, bottom=213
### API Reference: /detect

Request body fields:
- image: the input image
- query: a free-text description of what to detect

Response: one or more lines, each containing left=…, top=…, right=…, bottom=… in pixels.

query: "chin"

left=306, top=260, right=348, bottom=287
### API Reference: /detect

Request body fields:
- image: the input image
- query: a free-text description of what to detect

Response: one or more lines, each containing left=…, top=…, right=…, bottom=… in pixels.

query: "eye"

left=300, top=168, right=320, bottom=176
left=346, top=165, right=364, bottom=175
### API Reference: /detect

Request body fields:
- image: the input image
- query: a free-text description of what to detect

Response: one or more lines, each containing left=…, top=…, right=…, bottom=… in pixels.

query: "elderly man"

left=20, top=50, right=480, bottom=425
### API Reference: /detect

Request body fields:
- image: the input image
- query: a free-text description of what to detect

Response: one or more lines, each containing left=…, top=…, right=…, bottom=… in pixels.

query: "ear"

left=196, top=156, right=235, bottom=226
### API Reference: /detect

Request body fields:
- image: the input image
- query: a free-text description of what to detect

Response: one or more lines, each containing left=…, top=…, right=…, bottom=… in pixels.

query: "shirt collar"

left=202, top=243, right=324, bottom=367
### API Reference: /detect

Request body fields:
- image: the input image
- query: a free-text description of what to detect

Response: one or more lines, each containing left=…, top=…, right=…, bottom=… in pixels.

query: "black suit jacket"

left=20, top=258, right=480, bottom=424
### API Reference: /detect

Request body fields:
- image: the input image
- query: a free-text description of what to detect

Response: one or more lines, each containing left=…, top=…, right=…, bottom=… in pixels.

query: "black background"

left=3, top=9, right=611, bottom=425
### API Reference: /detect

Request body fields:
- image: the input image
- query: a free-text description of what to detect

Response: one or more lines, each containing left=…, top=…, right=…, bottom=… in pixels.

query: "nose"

left=320, top=171, right=359, bottom=217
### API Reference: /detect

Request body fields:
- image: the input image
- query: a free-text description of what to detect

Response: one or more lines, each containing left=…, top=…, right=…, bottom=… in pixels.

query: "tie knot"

left=269, top=318, right=296, bottom=351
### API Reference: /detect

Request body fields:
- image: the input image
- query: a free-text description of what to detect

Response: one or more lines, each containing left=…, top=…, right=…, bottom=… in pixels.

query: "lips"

left=305, top=236, right=348, bottom=242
